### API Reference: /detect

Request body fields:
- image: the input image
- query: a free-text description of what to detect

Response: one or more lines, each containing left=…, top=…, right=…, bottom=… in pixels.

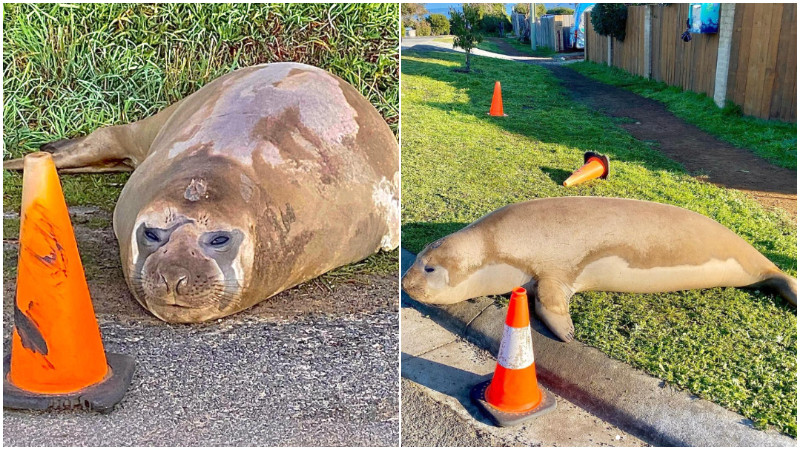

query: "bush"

left=547, top=7, right=575, bottom=15
left=480, top=12, right=512, bottom=34
left=591, top=3, right=628, bottom=41
left=415, top=19, right=432, bottom=36
left=427, top=13, right=450, bottom=35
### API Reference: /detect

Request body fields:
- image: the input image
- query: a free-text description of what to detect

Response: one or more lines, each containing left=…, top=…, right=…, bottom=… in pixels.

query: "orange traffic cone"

left=3, top=152, right=134, bottom=413
left=488, top=81, right=507, bottom=117
left=563, top=151, right=610, bottom=187
left=470, top=287, right=556, bottom=427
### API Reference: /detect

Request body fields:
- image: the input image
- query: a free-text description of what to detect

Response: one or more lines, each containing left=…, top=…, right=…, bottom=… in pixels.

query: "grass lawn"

left=570, top=61, right=797, bottom=169
left=401, top=50, right=797, bottom=436
left=431, top=35, right=454, bottom=44
left=476, top=35, right=556, bottom=57
left=3, top=3, right=399, bottom=275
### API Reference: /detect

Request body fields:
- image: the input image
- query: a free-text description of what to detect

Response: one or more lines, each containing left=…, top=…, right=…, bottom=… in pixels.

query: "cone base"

left=3, top=352, right=135, bottom=413
left=470, top=378, right=557, bottom=427
left=486, top=112, right=508, bottom=117
left=583, top=151, right=610, bottom=179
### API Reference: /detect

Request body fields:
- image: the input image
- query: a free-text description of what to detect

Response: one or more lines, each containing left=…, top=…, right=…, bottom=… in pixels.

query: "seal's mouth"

left=145, top=301, right=228, bottom=323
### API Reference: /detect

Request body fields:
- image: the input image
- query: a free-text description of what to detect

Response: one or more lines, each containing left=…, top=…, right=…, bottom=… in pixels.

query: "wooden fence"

left=584, top=4, right=796, bottom=121
left=511, top=13, right=575, bottom=52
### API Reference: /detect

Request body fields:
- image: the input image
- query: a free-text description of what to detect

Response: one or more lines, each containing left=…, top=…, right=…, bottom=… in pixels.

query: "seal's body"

left=402, top=197, right=796, bottom=342
left=5, top=63, right=399, bottom=323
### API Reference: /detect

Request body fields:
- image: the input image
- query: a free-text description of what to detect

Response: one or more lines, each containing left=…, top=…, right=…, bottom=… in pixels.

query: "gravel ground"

left=3, top=211, right=399, bottom=446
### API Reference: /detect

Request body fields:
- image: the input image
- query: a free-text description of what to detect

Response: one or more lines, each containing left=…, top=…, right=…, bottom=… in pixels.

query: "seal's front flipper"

left=533, top=278, right=575, bottom=342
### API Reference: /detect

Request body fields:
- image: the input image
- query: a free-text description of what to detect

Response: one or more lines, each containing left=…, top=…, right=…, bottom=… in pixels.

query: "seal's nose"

left=159, top=266, right=191, bottom=295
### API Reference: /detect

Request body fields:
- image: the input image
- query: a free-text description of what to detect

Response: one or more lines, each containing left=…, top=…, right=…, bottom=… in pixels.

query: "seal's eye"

left=210, top=235, right=230, bottom=246
left=144, top=229, right=160, bottom=242
left=424, top=266, right=435, bottom=273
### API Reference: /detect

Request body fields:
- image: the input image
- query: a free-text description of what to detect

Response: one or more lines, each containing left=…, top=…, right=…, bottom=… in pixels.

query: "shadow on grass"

left=401, top=221, right=469, bottom=255
left=541, top=167, right=572, bottom=186
left=402, top=50, right=686, bottom=176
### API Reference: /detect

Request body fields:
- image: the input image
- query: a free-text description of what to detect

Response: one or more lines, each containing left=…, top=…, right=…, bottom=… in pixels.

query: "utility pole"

left=530, top=3, right=536, bottom=50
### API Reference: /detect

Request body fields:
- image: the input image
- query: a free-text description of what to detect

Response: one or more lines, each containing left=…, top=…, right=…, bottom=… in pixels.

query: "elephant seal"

left=5, top=63, right=399, bottom=323
left=402, top=197, right=796, bottom=342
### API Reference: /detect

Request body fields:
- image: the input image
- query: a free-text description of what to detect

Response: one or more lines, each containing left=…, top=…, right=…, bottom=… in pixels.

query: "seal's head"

left=402, top=232, right=487, bottom=304
left=402, top=226, right=534, bottom=305
left=123, top=158, right=256, bottom=323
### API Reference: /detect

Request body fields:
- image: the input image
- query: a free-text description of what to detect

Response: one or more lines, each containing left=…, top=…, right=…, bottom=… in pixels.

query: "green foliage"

left=450, top=5, right=483, bottom=72
left=464, top=3, right=511, bottom=34
left=401, top=49, right=797, bottom=436
left=511, top=2, right=545, bottom=19
left=427, top=13, right=450, bottom=35
left=591, top=3, right=628, bottom=41
left=571, top=62, right=797, bottom=169
left=547, top=6, right=575, bottom=16
left=3, top=3, right=399, bottom=213
left=415, top=19, right=432, bottom=36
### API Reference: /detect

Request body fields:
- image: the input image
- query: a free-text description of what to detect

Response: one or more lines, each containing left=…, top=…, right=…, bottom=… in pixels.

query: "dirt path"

left=547, top=65, right=797, bottom=221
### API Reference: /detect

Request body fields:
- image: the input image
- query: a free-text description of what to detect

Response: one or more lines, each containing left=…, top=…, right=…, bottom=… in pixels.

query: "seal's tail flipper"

left=754, top=272, right=797, bottom=307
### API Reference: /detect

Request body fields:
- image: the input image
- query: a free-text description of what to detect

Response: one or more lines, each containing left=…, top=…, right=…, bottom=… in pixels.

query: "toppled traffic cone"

left=4, top=152, right=134, bottom=413
left=563, top=151, right=610, bottom=187
left=488, top=81, right=507, bottom=117
left=470, top=287, right=556, bottom=427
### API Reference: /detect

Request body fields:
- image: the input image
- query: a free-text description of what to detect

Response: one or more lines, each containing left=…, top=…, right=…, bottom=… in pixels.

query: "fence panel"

left=727, top=3, right=796, bottom=121
left=583, top=4, right=794, bottom=121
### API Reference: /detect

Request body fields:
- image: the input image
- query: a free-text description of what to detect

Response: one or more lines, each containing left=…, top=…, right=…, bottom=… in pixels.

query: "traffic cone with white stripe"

left=470, top=287, right=556, bottom=427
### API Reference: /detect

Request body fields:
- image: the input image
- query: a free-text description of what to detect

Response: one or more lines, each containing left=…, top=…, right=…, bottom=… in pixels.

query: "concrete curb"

left=401, top=248, right=796, bottom=447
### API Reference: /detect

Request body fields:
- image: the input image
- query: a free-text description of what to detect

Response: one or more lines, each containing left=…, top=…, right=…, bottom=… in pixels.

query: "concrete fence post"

left=530, top=3, right=536, bottom=50
left=643, top=5, right=652, bottom=78
left=607, top=36, right=612, bottom=66
left=713, top=3, right=736, bottom=108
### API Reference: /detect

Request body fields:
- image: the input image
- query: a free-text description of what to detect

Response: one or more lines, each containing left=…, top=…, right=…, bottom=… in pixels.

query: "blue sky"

left=422, top=3, right=580, bottom=16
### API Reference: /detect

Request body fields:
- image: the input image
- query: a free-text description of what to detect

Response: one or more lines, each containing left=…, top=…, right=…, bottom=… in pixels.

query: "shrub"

left=591, top=3, right=628, bottom=41
left=427, top=13, right=450, bottom=35
left=415, top=19, right=432, bottom=36
left=547, top=6, right=575, bottom=16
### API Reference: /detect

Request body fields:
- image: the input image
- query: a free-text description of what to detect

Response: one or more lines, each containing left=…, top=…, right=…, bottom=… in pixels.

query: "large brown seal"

left=402, top=197, right=796, bottom=342
left=5, top=63, right=399, bottom=323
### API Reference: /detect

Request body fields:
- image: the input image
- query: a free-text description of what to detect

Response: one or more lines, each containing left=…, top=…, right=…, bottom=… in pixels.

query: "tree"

left=462, top=3, right=511, bottom=34
left=547, top=6, right=575, bottom=16
left=512, top=3, right=545, bottom=17
left=590, top=3, right=628, bottom=41
left=451, top=5, right=483, bottom=72
left=401, top=3, right=428, bottom=30
left=401, top=3, right=427, bottom=21
left=427, top=13, right=450, bottom=35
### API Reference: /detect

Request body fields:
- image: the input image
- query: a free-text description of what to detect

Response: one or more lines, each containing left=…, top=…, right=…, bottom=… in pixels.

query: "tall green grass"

left=3, top=3, right=399, bottom=211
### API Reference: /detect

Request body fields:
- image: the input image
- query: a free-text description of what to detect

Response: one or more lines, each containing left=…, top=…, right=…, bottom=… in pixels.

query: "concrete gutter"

left=401, top=248, right=796, bottom=447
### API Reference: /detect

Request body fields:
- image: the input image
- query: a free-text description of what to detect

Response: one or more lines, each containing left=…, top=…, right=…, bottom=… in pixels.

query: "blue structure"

left=574, top=3, right=596, bottom=49
left=688, top=3, right=720, bottom=34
